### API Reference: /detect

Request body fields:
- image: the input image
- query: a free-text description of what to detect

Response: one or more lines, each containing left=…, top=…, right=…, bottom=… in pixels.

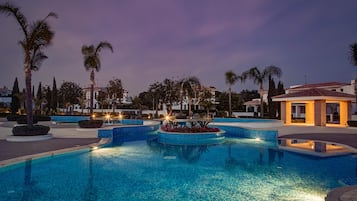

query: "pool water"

left=0, top=138, right=355, bottom=201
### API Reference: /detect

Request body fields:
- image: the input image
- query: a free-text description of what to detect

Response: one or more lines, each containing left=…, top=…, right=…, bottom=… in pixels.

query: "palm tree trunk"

left=25, top=64, right=33, bottom=127
left=90, top=70, right=94, bottom=118
left=228, top=86, right=232, bottom=117
left=259, top=83, right=264, bottom=118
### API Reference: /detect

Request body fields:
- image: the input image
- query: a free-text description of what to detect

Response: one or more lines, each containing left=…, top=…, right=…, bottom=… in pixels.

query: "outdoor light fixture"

left=92, top=114, right=96, bottom=119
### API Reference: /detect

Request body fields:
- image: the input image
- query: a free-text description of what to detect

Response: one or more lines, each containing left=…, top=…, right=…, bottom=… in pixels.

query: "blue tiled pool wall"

left=215, top=125, right=277, bottom=142
left=120, top=119, right=144, bottom=125
left=112, top=124, right=160, bottom=145
left=212, top=118, right=274, bottom=123
left=51, top=115, right=89, bottom=123
left=157, top=131, right=225, bottom=145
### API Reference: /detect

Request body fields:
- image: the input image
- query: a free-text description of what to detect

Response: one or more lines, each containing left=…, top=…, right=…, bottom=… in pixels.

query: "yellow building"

left=273, top=88, right=355, bottom=127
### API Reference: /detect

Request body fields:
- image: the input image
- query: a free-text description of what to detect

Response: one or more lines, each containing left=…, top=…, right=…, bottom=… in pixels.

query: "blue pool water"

left=0, top=137, right=355, bottom=201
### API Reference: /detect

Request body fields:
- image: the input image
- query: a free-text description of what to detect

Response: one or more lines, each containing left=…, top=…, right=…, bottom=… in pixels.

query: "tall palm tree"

left=82, top=42, right=113, bottom=117
left=242, top=66, right=282, bottom=117
left=0, top=2, right=57, bottom=126
left=349, top=43, right=357, bottom=110
left=225, top=71, right=237, bottom=117
left=225, top=71, right=245, bottom=117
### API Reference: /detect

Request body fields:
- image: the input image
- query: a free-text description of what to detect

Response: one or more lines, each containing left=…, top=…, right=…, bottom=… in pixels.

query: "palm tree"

left=0, top=3, right=57, bottom=126
left=225, top=71, right=237, bottom=117
left=242, top=66, right=282, bottom=117
left=225, top=71, right=245, bottom=117
left=349, top=43, right=357, bottom=111
left=82, top=42, right=113, bottom=117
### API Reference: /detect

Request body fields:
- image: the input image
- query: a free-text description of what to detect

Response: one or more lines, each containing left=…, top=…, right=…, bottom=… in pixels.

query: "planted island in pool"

left=158, top=117, right=225, bottom=145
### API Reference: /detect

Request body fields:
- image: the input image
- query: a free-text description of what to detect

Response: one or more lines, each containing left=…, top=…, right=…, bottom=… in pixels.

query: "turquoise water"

left=0, top=138, right=355, bottom=201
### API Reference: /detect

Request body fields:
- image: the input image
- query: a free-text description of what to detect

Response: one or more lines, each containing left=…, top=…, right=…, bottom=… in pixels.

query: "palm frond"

left=263, top=65, right=282, bottom=79
left=0, top=2, right=29, bottom=38
left=95, top=41, right=114, bottom=54
left=225, top=70, right=237, bottom=85
left=31, top=48, right=48, bottom=71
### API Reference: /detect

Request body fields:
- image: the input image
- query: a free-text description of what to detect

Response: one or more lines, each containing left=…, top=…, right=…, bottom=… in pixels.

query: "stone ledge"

left=6, top=134, right=53, bottom=142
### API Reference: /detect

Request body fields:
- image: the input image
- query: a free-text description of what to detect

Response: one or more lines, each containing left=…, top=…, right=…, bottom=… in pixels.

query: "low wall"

left=51, top=115, right=89, bottom=123
left=215, top=125, right=277, bottom=142
left=112, top=124, right=160, bottom=145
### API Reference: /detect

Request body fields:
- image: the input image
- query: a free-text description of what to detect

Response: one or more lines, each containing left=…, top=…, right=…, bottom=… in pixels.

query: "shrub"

left=78, top=120, right=103, bottom=128
left=12, top=125, right=50, bottom=136
left=347, top=120, right=357, bottom=127
left=7, top=114, right=20, bottom=121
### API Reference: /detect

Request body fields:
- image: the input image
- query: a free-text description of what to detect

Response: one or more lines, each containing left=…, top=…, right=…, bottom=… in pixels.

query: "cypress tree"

left=45, top=85, right=51, bottom=114
left=276, top=81, right=285, bottom=119
left=267, top=76, right=277, bottom=118
left=37, top=82, right=42, bottom=100
left=10, top=77, right=20, bottom=114
left=51, top=77, right=58, bottom=114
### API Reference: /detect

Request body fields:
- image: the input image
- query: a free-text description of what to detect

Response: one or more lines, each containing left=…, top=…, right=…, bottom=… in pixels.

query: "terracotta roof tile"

left=290, top=82, right=349, bottom=90
left=273, top=88, right=355, bottom=99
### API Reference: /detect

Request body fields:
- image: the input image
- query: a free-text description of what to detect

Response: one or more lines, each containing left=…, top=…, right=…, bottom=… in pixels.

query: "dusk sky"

left=1, top=0, right=357, bottom=96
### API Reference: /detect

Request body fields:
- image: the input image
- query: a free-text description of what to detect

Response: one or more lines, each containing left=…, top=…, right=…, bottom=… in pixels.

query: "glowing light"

left=105, top=114, right=111, bottom=120
left=255, top=137, right=261, bottom=141
left=165, top=115, right=170, bottom=121
left=91, top=146, right=99, bottom=150
left=119, top=114, right=123, bottom=119
left=91, top=114, right=96, bottom=119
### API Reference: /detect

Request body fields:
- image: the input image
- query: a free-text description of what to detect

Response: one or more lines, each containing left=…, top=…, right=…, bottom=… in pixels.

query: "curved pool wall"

left=51, top=115, right=89, bottom=123
left=210, top=118, right=280, bottom=143
left=216, top=125, right=277, bottom=142
left=111, top=121, right=160, bottom=145
left=157, top=130, right=225, bottom=145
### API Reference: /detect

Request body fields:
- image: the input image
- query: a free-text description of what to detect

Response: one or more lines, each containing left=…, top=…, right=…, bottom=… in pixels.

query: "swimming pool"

left=0, top=136, right=355, bottom=201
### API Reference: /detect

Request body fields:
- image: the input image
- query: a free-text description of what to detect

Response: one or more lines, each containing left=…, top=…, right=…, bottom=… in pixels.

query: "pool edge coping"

left=0, top=138, right=110, bottom=168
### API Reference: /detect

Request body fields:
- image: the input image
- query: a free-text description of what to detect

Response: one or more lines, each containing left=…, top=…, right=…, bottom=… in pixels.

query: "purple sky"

left=1, top=0, right=357, bottom=96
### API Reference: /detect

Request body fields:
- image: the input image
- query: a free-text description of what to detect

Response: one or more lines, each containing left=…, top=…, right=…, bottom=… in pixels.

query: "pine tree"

left=50, top=77, right=58, bottom=114
left=10, top=77, right=20, bottom=114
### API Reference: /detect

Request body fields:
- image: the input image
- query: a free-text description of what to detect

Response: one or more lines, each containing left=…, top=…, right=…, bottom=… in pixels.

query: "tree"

left=276, top=81, right=285, bottom=119
left=197, top=87, right=214, bottom=117
left=132, top=96, right=143, bottom=118
left=44, top=85, right=51, bottom=114
left=349, top=43, right=357, bottom=112
left=224, top=71, right=244, bottom=117
left=162, top=78, right=178, bottom=115
left=0, top=2, right=57, bottom=126
left=178, top=76, right=200, bottom=115
left=148, top=81, right=164, bottom=118
left=267, top=76, right=277, bottom=118
left=50, top=77, right=58, bottom=114
left=107, top=78, right=123, bottom=113
left=10, top=77, right=20, bottom=114
left=58, top=81, right=83, bottom=113
left=82, top=41, right=113, bottom=118
left=242, top=66, right=282, bottom=117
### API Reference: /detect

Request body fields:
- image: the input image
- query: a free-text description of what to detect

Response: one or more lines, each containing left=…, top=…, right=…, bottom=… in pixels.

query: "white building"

left=0, top=86, right=12, bottom=107
left=75, top=86, right=132, bottom=111
left=171, top=86, right=218, bottom=113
